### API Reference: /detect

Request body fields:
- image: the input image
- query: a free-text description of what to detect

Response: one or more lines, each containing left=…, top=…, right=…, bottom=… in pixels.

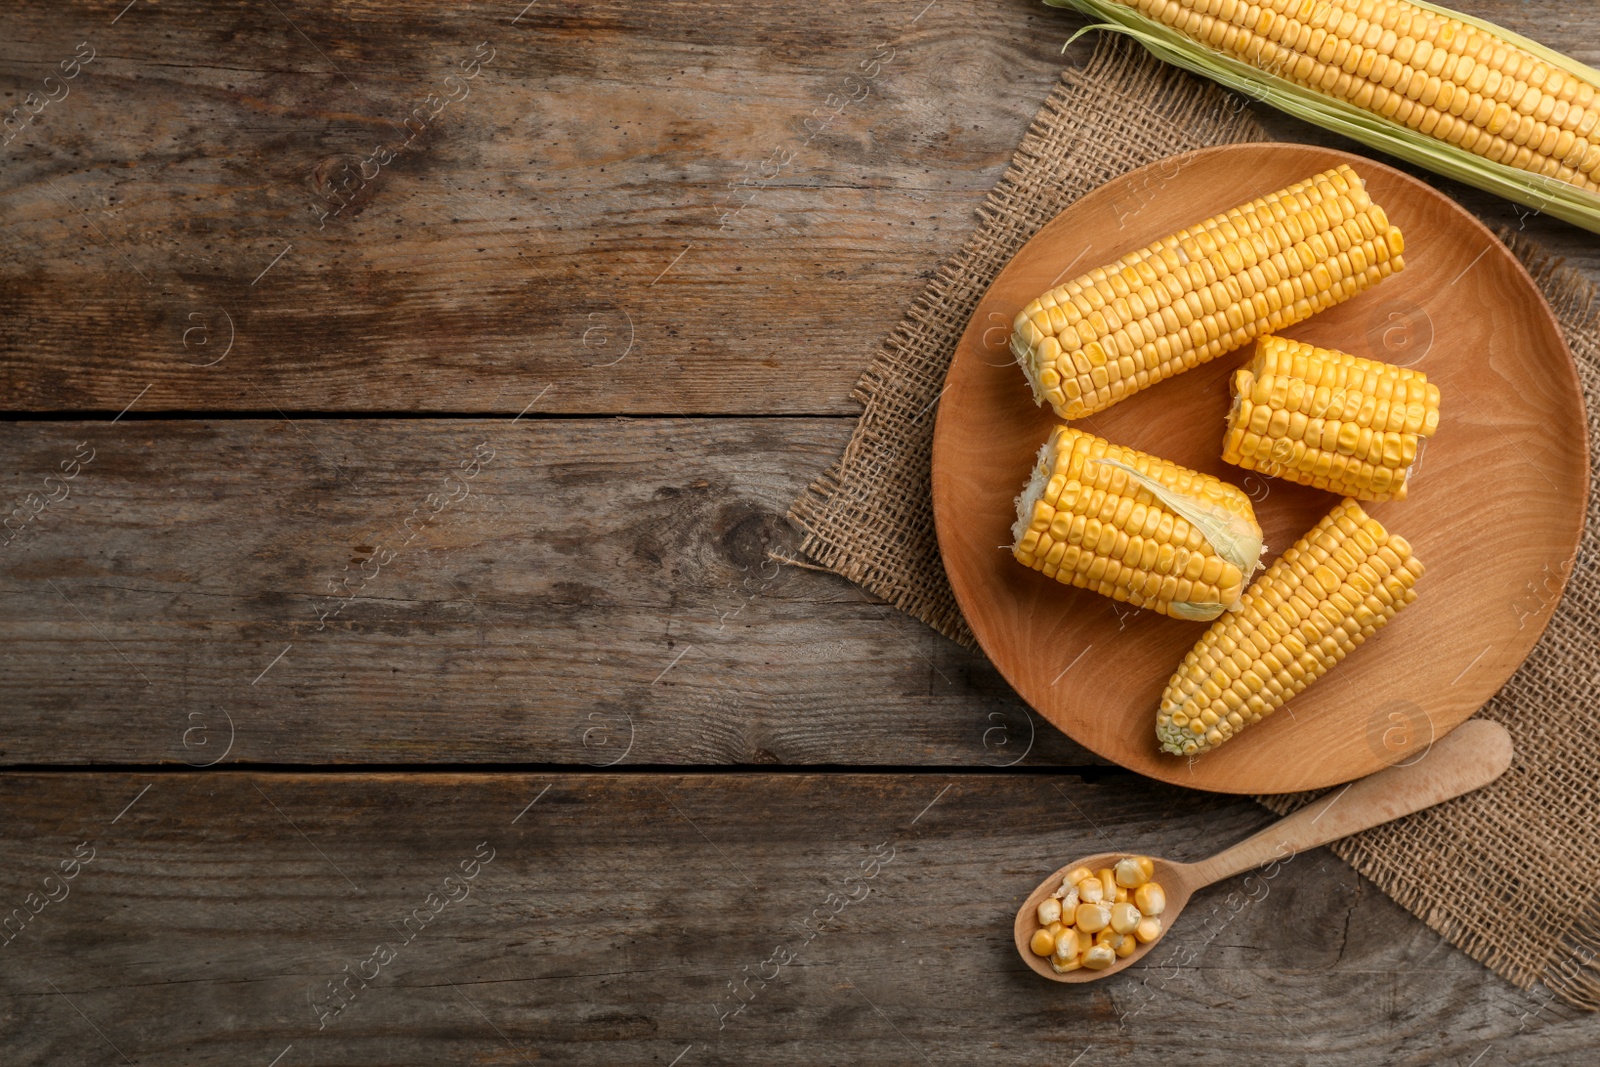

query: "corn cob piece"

left=1157, top=498, right=1424, bottom=756
left=1106, top=0, right=1600, bottom=195
left=1223, top=336, right=1441, bottom=501
left=1012, top=165, right=1405, bottom=420
left=1012, top=426, right=1265, bottom=621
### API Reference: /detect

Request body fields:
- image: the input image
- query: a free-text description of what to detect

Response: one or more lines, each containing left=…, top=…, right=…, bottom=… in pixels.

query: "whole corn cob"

left=1012, top=425, right=1265, bottom=620
left=1012, top=164, right=1404, bottom=420
left=1222, top=335, right=1441, bottom=500
left=1157, top=498, right=1423, bottom=755
left=1047, top=0, right=1600, bottom=233
left=1113, top=0, right=1600, bottom=191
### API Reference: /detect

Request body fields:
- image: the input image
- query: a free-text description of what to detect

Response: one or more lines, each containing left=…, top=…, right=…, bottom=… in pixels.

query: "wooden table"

left=2, top=1, right=1596, bottom=1062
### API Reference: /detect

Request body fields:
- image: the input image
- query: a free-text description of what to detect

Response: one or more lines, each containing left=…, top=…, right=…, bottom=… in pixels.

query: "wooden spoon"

left=1014, top=718, right=1513, bottom=982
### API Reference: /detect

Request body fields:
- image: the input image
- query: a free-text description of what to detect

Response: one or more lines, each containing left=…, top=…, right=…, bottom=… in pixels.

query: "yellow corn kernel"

left=1135, top=916, right=1165, bottom=944
left=1030, top=928, right=1056, bottom=957
left=1110, top=902, right=1143, bottom=935
left=1114, top=857, right=1150, bottom=888
left=1054, top=929, right=1081, bottom=961
left=1077, top=876, right=1105, bottom=905
left=1037, top=898, right=1062, bottom=926
left=1076, top=903, right=1112, bottom=934
left=1081, top=944, right=1118, bottom=970
left=1134, top=881, right=1167, bottom=916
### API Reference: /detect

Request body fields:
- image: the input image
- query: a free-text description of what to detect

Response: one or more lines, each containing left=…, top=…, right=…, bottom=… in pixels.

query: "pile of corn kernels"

left=1028, top=855, right=1166, bottom=972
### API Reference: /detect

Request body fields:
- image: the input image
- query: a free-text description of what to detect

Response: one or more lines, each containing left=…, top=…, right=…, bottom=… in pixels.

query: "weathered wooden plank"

left=0, top=771, right=1593, bottom=1065
left=0, top=417, right=1095, bottom=766
left=0, top=1, right=1594, bottom=415
left=0, top=0, right=1069, bottom=414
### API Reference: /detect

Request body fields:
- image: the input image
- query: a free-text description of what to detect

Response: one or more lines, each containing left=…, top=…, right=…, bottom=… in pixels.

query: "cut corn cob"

left=1012, top=164, right=1404, bottom=420
left=1046, top=0, right=1600, bottom=233
left=1223, top=335, right=1441, bottom=501
left=1157, top=498, right=1423, bottom=755
left=1012, top=426, right=1265, bottom=620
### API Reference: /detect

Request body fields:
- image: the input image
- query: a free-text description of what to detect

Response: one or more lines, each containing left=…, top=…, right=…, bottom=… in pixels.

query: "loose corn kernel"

left=1050, top=956, right=1083, bottom=974
left=1037, top=898, right=1062, bottom=926
left=1064, top=866, right=1094, bottom=886
left=1081, top=944, right=1117, bottom=970
left=1054, top=929, right=1080, bottom=961
left=1076, top=903, right=1112, bottom=934
left=1098, top=869, right=1119, bottom=908
left=1078, top=877, right=1105, bottom=905
left=1135, top=882, right=1168, bottom=916
left=1114, top=857, right=1150, bottom=888
left=1094, top=928, right=1125, bottom=950
left=1134, top=916, right=1164, bottom=944
left=1110, top=902, right=1143, bottom=935
left=1030, top=928, right=1056, bottom=956
left=1115, top=933, right=1140, bottom=958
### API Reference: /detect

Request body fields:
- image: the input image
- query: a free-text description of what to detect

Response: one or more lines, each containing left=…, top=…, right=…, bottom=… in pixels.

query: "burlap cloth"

left=789, top=38, right=1600, bottom=1005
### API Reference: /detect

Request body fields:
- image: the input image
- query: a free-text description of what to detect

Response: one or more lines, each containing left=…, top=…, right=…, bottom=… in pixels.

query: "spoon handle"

left=1187, top=719, right=1513, bottom=887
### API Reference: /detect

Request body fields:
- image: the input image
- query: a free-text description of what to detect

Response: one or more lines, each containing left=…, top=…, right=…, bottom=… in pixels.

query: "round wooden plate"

left=931, top=143, right=1588, bottom=794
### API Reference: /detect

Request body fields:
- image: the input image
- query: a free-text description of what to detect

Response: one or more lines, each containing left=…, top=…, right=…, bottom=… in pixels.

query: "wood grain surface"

left=2, top=771, right=1595, bottom=1067
left=0, top=417, right=1087, bottom=767
left=932, top=143, right=1588, bottom=793
left=4, top=0, right=1600, bottom=1061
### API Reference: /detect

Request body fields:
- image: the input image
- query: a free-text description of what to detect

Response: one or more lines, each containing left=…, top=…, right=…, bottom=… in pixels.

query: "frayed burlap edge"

left=787, top=37, right=1267, bottom=649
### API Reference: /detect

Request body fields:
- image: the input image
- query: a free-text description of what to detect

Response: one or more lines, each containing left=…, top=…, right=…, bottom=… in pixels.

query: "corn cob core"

left=1012, top=164, right=1405, bottom=420
left=1157, top=498, right=1424, bottom=756
left=1012, top=426, right=1265, bottom=621
left=1114, top=0, right=1600, bottom=194
left=1223, top=335, right=1441, bottom=501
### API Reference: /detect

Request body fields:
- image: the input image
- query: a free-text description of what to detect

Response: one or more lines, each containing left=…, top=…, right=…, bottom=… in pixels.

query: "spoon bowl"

left=1014, top=853, right=1198, bottom=983
left=1015, top=719, right=1514, bottom=982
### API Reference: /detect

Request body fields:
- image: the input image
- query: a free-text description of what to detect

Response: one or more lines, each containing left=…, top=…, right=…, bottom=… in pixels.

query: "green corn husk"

left=1045, top=0, right=1600, bottom=234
